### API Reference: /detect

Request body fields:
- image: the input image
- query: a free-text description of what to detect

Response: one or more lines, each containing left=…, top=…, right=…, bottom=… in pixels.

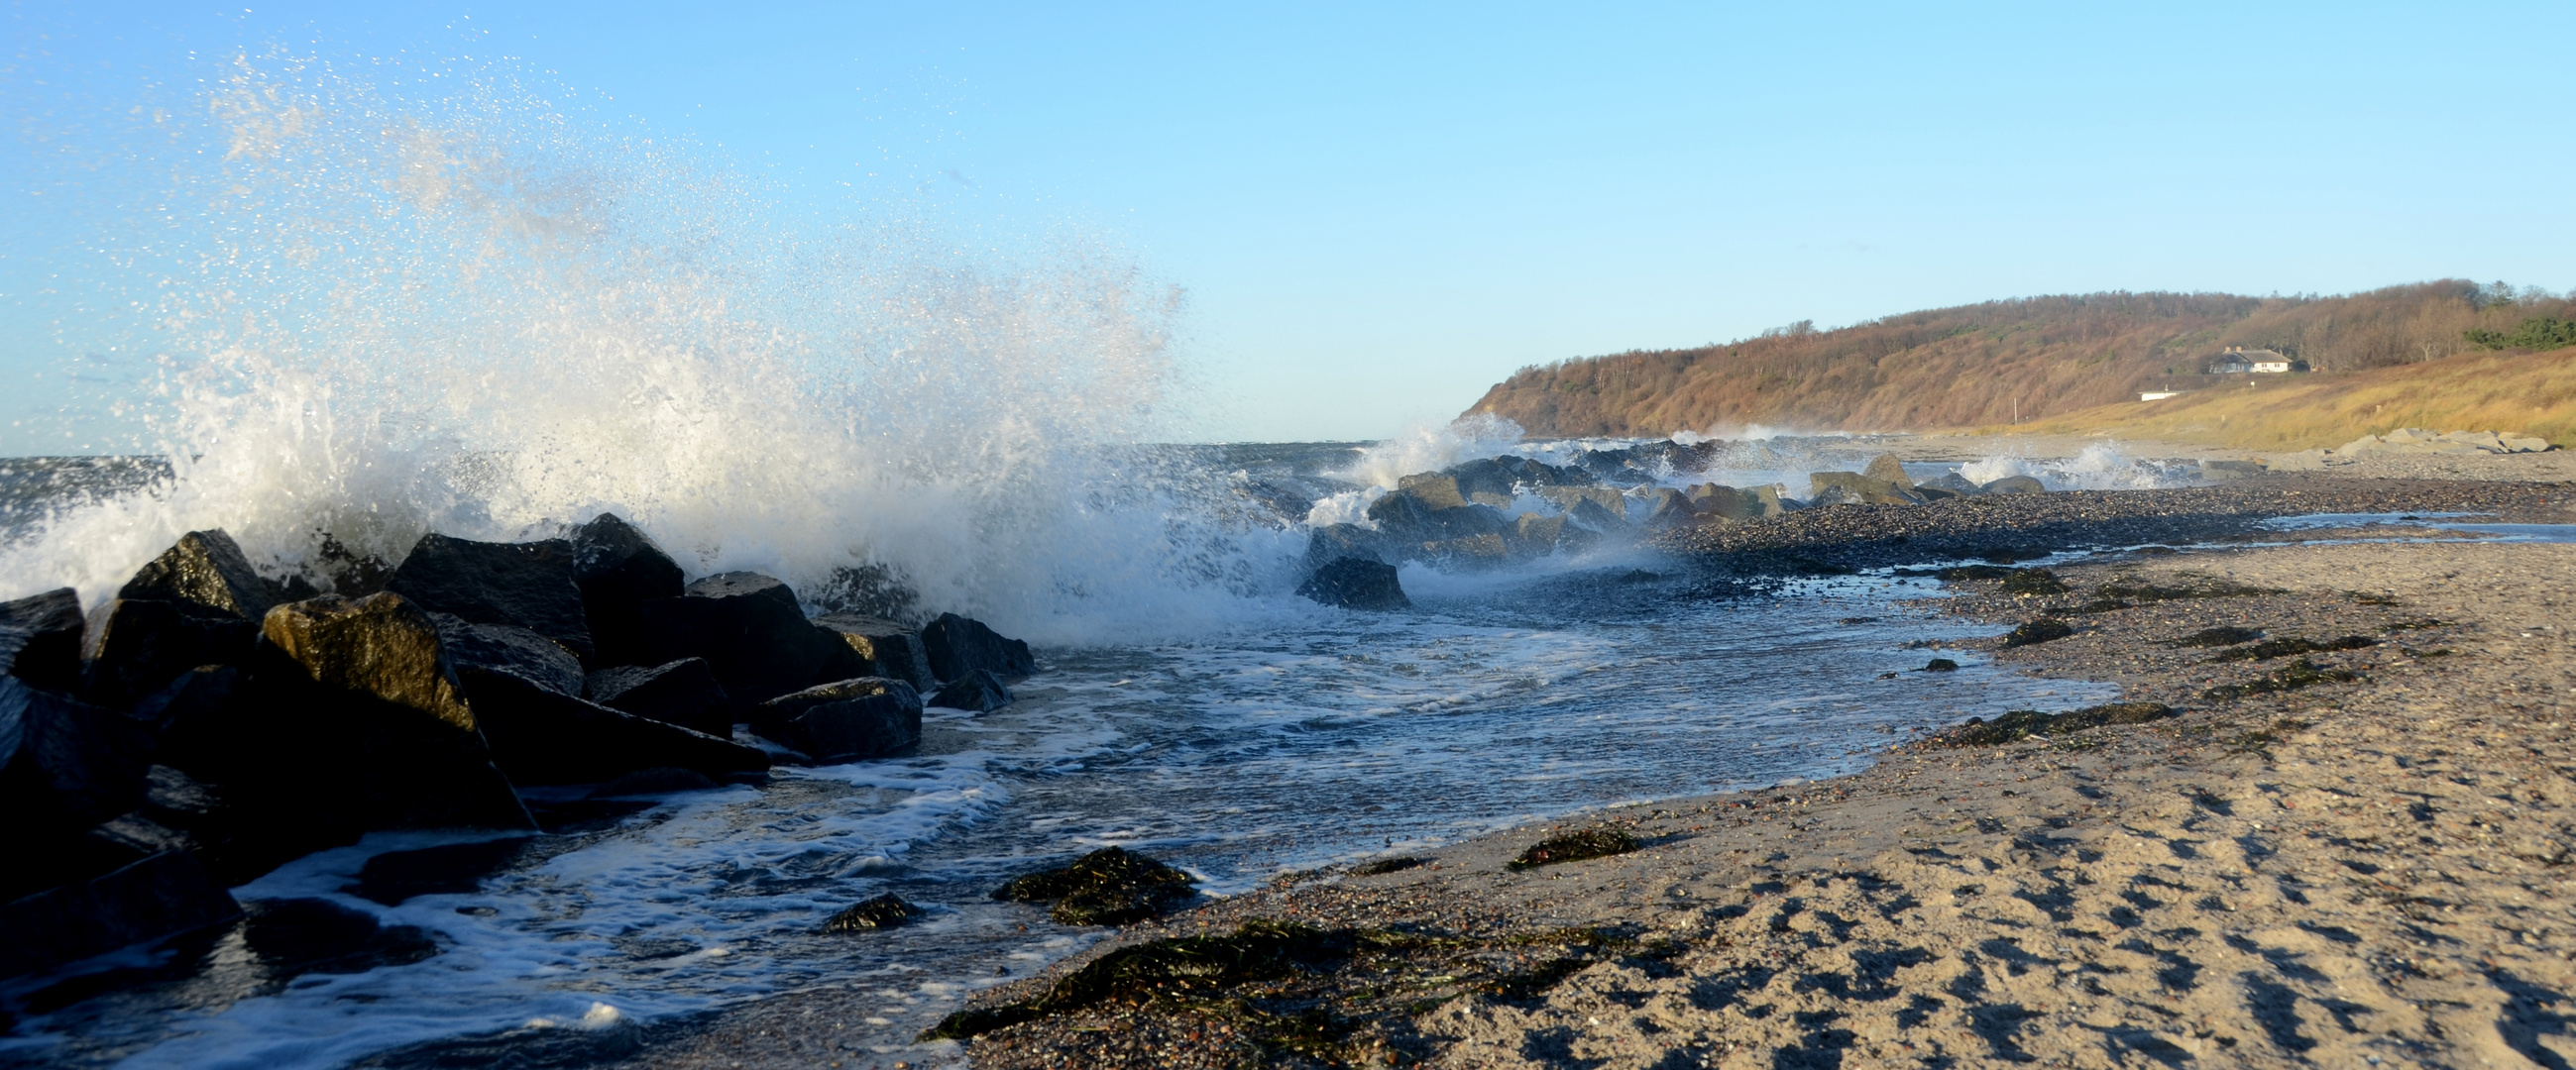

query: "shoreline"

left=786, top=475, right=2576, bottom=1070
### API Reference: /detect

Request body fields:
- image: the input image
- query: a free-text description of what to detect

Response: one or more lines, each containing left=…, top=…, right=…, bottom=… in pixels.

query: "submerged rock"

left=584, top=658, right=734, bottom=737
left=820, top=893, right=925, bottom=933
left=921, top=613, right=1035, bottom=683
left=1296, top=557, right=1409, bottom=610
left=750, top=678, right=924, bottom=763
left=929, top=668, right=1015, bottom=712
left=386, top=534, right=595, bottom=667
left=0, top=588, right=85, bottom=692
left=814, top=613, right=936, bottom=691
left=0, top=849, right=242, bottom=980
left=570, top=513, right=685, bottom=669
left=991, top=846, right=1198, bottom=927
left=118, top=529, right=276, bottom=622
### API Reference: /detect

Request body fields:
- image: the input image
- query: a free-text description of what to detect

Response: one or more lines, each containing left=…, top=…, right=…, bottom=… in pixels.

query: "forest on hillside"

left=1463, top=280, right=2576, bottom=437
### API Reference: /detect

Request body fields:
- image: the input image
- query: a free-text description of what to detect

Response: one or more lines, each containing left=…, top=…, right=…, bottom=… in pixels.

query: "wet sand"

left=629, top=466, right=2576, bottom=1069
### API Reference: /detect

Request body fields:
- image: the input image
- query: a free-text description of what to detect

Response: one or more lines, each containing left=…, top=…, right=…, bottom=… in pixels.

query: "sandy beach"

left=734, top=465, right=2570, bottom=1070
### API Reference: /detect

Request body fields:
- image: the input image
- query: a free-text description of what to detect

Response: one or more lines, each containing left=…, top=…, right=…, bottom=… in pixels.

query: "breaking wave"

left=0, top=53, right=1298, bottom=645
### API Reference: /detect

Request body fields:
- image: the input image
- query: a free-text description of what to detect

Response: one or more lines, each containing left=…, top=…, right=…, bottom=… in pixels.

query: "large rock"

left=815, top=613, right=936, bottom=691
left=0, top=849, right=241, bottom=980
left=430, top=614, right=585, bottom=696
left=583, top=658, right=733, bottom=737
left=637, top=573, right=848, bottom=708
left=1508, top=513, right=1600, bottom=557
left=1296, top=557, right=1409, bottom=610
left=1977, top=475, right=2047, bottom=494
left=1862, top=454, right=1917, bottom=489
left=930, top=669, right=1015, bottom=712
left=1302, top=523, right=1392, bottom=570
left=118, top=529, right=275, bottom=622
left=1683, top=482, right=1785, bottom=524
left=1809, top=471, right=1924, bottom=506
left=570, top=513, right=684, bottom=668
left=750, top=678, right=923, bottom=763
left=386, top=534, right=594, bottom=667
left=1638, top=487, right=1697, bottom=527
left=1, top=675, right=153, bottom=841
left=1566, top=496, right=1633, bottom=535
left=1535, top=485, right=1627, bottom=515
left=457, top=667, right=767, bottom=786
left=921, top=613, right=1035, bottom=683
left=1395, top=472, right=1479, bottom=509
left=80, top=598, right=259, bottom=710
left=248, top=593, right=536, bottom=832
left=0, top=588, right=85, bottom=692
left=1367, top=491, right=1512, bottom=547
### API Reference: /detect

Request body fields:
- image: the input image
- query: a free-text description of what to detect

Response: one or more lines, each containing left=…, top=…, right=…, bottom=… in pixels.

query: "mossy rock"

left=991, top=846, right=1197, bottom=926
left=1999, top=568, right=2070, bottom=595
left=1942, top=701, right=2176, bottom=747
left=1505, top=827, right=1637, bottom=871
left=819, top=892, right=923, bottom=933
left=2001, top=618, right=2075, bottom=647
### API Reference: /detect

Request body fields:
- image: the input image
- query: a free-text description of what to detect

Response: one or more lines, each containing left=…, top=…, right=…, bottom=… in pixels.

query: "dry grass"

left=1991, top=346, right=2576, bottom=449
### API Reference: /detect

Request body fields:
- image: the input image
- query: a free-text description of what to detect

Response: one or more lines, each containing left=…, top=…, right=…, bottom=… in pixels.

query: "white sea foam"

left=1960, top=442, right=2189, bottom=490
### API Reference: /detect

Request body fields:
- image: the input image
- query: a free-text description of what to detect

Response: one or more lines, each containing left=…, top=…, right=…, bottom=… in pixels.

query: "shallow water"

left=0, top=550, right=2115, bottom=1070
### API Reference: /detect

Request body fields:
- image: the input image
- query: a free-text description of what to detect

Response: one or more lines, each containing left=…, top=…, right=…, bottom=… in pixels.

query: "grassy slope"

left=1995, top=346, right=2576, bottom=449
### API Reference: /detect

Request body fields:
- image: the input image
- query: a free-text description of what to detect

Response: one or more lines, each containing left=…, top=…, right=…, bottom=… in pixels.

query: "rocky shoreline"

left=850, top=472, right=2576, bottom=1069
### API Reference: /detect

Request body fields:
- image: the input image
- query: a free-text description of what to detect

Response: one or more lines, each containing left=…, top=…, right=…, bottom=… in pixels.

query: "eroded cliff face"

left=1460, top=282, right=2576, bottom=439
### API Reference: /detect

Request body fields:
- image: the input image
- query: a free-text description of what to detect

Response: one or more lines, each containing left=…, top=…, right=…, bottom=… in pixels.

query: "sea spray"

left=0, top=52, right=1300, bottom=645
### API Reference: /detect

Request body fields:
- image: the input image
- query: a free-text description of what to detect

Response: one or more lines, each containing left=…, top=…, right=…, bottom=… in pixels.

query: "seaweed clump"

left=2207, top=635, right=2377, bottom=662
left=992, top=846, right=1198, bottom=926
left=2172, top=626, right=2265, bottom=648
left=2202, top=659, right=2360, bottom=700
left=2095, top=577, right=2283, bottom=603
left=2001, top=618, right=2076, bottom=647
left=1506, top=827, right=1638, bottom=871
left=1348, top=856, right=1425, bottom=876
left=922, top=919, right=1353, bottom=1041
left=1938, top=702, right=2177, bottom=747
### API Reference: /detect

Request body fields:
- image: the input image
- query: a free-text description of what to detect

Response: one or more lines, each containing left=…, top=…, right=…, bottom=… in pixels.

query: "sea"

left=0, top=55, right=2180, bottom=1070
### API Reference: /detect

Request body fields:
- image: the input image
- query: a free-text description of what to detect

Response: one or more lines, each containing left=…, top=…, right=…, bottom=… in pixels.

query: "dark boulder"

left=1296, top=557, right=1409, bottom=610
left=1365, top=490, right=1511, bottom=546
left=1639, top=487, right=1697, bottom=527
left=0, top=849, right=241, bottom=980
left=637, top=573, right=846, bottom=708
left=248, top=592, right=536, bottom=832
left=921, top=613, right=1035, bottom=683
left=456, top=667, right=768, bottom=787
left=1566, top=496, right=1632, bottom=535
left=1507, top=513, right=1598, bottom=557
left=583, top=658, right=733, bottom=737
left=1, top=675, right=154, bottom=840
left=814, top=613, right=936, bottom=691
left=810, top=563, right=922, bottom=621
left=929, top=669, right=1015, bottom=712
left=431, top=614, right=584, bottom=696
left=749, top=678, right=923, bottom=764
left=78, top=598, right=258, bottom=711
left=344, top=836, right=543, bottom=906
left=820, top=893, right=925, bottom=933
left=386, top=534, right=594, bottom=666
left=1395, top=472, right=1477, bottom=509
left=1923, top=658, right=1960, bottom=672
left=991, top=846, right=1197, bottom=927
left=1684, top=482, right=1786, bottom=524
left=0, top=588, right=85, bottom=692
left=1862, top=453, right=1917, bottom=489
left=2002, top=618, right=2076, bottom=647
left=118, top=529, right=275, bottom=622
left=1535, top=485, right=1626, bottom=515
left=234, top=897, right=438, bottom=979
left=1301, top=523, right=1391, bottom=570
left=569, top=514, right=684, bottom=668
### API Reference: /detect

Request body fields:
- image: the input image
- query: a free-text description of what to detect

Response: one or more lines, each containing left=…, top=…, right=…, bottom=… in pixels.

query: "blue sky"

left=5, top=1, right=2572, bottom=449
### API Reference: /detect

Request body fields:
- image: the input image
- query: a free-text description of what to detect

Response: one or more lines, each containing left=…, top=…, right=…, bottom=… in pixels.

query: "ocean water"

left=0, top=54, right=2153, bottom=1069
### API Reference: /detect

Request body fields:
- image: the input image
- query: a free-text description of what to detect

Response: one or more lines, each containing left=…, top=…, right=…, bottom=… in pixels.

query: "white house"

left=2207, top=346, right=2308, bottom=374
